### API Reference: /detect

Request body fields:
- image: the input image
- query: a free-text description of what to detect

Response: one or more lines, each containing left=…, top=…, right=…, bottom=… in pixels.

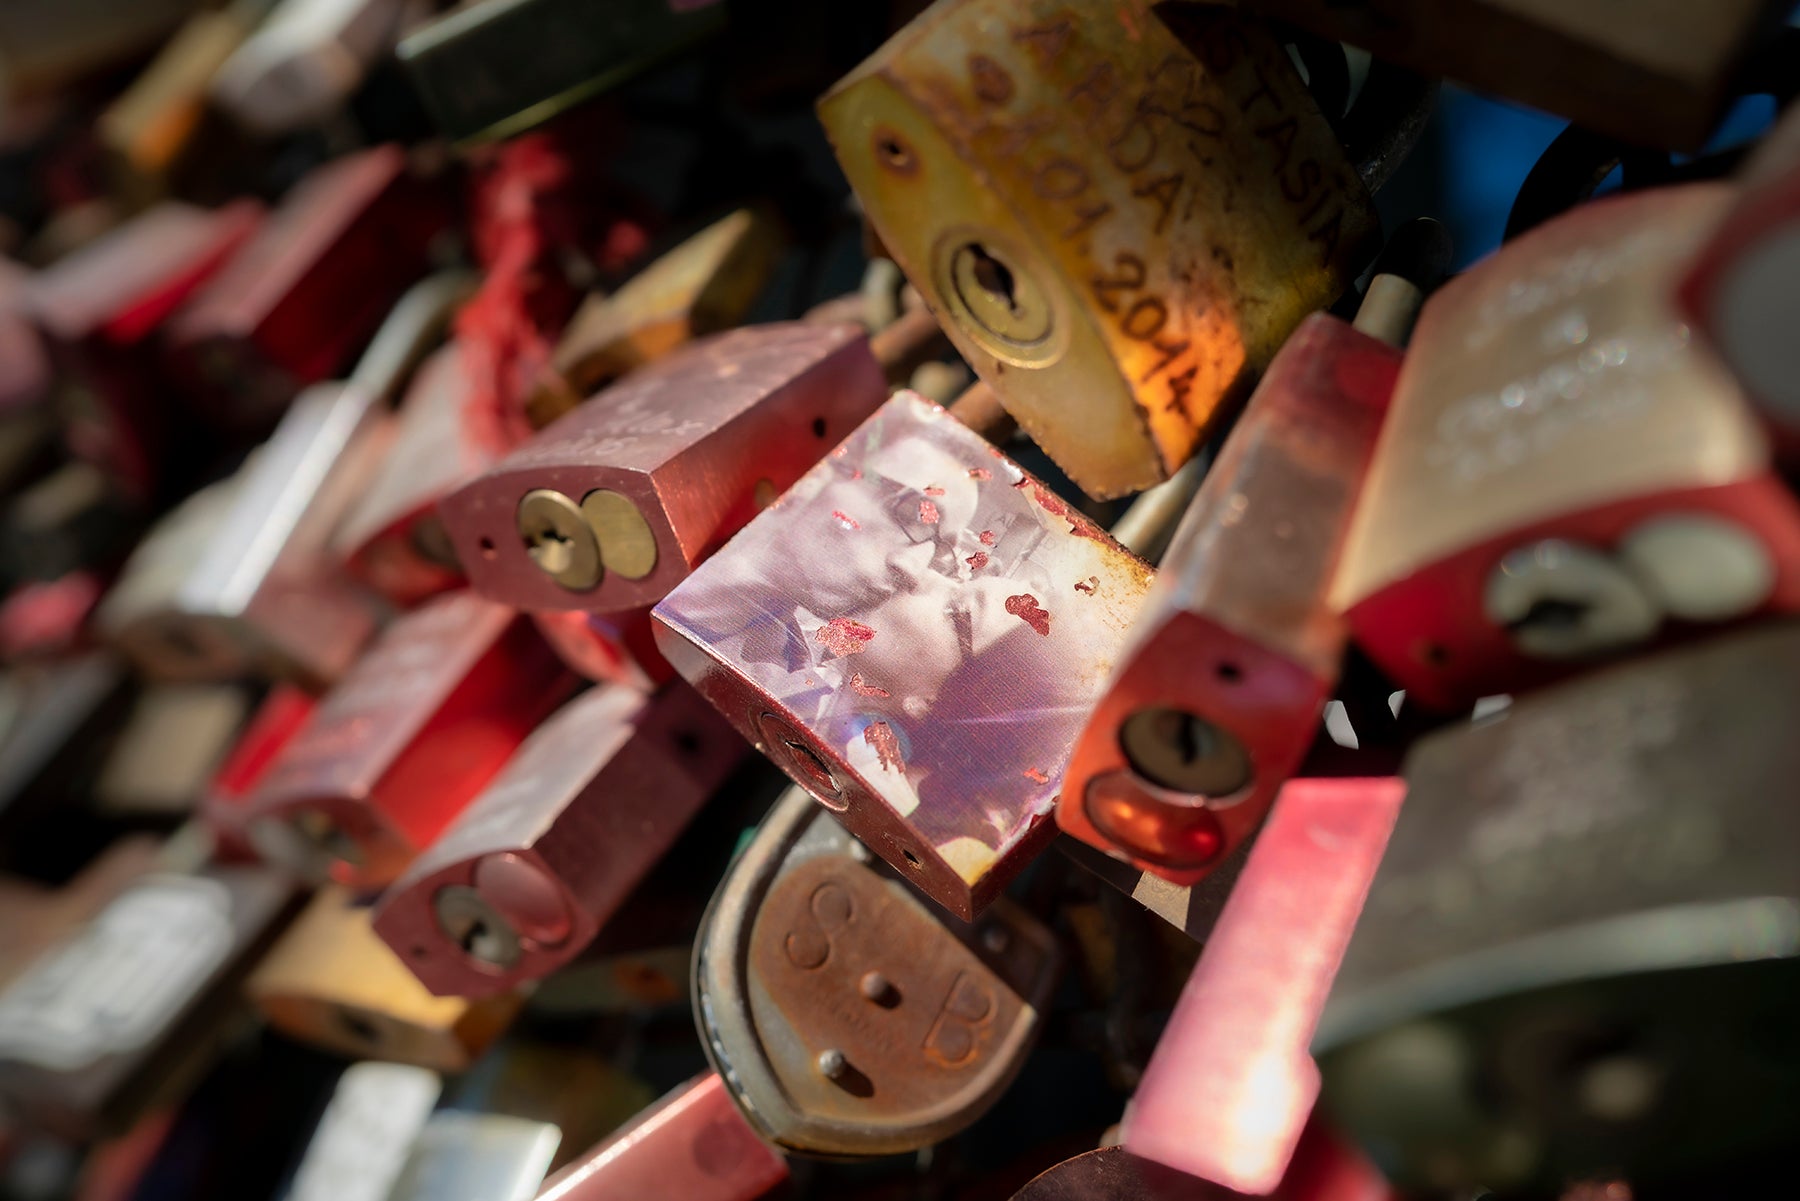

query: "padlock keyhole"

left=1506, top=596, right=1591, bottom=633
left=968, top=244, right=1019, bottom=314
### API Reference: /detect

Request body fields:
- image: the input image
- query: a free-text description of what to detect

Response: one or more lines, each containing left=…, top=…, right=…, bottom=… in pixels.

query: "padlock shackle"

left=1337, top=58, right=1437, bottom=196
left=1351, top=218, right=1452, bottom=348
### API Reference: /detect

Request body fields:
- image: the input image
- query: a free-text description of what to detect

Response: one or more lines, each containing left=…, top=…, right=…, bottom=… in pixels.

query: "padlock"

left=202, top=682, right=316, bottom=862
left=27, top=199, right=264, bottom=497
left=1230, top=0, right=1786, bottom=153
left=440, top=320, right=889, bottom=616
left=334, top=341, right=496, bottom=607
left=95, top=379, right=392, bottom=688
left=525, top=208, right=785, bottom=428
left=1677, top=101, right=1800, bottom=454
left=1312, top=623, right=1800, bottom=1197
left=695, top=787, right=1058, bottom=1155
left=246, top=590, right=577, bottom=888
left=1056, top=224, right=1440, bottom=885
left=536, top=1072, right=787, bottom=1201
left=1346, top=684, right=1783, bottom=1185
left=282, top=1062, right=443, bottom=1201
left=397, top=0, right=727, bottom=145
left=0, top=837, right=159, bottom=993
left=373, top=681, right=741, bottom=998
left=1122, top=776, right=1404, bottom=1192
left=1331, top=184, right=1800, bottom=712
left=166, top=145, right=453, bottom=432
left=819, top=0, right=1382, bottom=498
left=0, top=865, right=299, bottom=1139
left=93, top=683, right=251, bottom=817
left=211, top=0, right=417, bottom=135
left=655, top=390, right=1154, bottom=918
left=392, top=1112, right=563, bottom=1201
left=248, top=887, right=524, bottom=1072
left=1011, top=1120, right=1395, bottom=1200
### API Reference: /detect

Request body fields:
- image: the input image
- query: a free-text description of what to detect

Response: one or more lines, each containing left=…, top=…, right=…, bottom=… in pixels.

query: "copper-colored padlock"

left=695, top=788, right=1058, bottom=1155
left=373, top=682, right=741, bottom=998
left=1123, top=776, right=1404, bottom=1193
left=525, top=208, right=784, bottom=427
left=655, top=390, right=1153, bottom=918
left=536, top=1072, right=787, bottom=1201
left=249, top=887, right=524, bottom=1072
left=441, top=320, right=889, bottom=616
left=1678, top=102, right=1800, bottom=456
left=1332, top=184, right=1800, bottom=711
left=1057, top=232, right=1433, bottom=885
left=820, top=0, right=1383, bottom=498
left=202, top=682, right=317, bottom=862
left=27, top=200, right=263, bottom=496
left=247, top=591, right=577, bottom=888
left=166, top=145, right=452, bottom=431
left=0, top=865, right=299, bottom=1138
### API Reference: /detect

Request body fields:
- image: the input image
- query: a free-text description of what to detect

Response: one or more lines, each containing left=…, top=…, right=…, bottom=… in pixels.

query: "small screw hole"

left=875, top=132, right=913, bottom=171
left=1215, top=661, right=1243, bottom=683
left=1419, top=642, right=1450, bottom=667
left=674, top=730, right=702, bottom=756
left=478, top=537, right=497, bottom=560
left=902, top=848, right=922, bottom=868
left=811, top=417, right=827, bottom=438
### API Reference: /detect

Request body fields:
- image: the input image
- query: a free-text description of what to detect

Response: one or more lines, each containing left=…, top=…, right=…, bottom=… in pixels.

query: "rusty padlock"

left=440, top=320, right=889, bottom=616
left=694, top=787, right=1058, bottom=1156
left=1331, top=184, right=1800, bottom=711
left=654, top=389, right=1155, bottom=918
left=1057, top=223, right=1442, bottom=885
left=246, top=590, right=577, bottom=888
left=373, top=681, right=741, bottom=998
left=820, top=0, right=1395, bottom=498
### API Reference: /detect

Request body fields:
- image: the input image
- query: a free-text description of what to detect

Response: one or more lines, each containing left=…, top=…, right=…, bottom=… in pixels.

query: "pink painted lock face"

left=654, top=391, right=1153, bottom=918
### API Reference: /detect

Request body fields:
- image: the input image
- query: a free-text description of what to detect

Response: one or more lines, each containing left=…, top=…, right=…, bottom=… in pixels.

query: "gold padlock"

left=820, top=0, right=1380, bottom=498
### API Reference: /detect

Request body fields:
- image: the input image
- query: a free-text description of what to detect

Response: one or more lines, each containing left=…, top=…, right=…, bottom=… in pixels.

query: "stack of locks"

left=0, top=1, right=1795, bottom=1199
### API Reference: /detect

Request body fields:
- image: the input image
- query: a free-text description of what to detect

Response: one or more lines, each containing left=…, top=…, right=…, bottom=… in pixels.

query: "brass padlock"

left=653, top=390, right=1155, bottom=919
left=1332, top=184, right=1800, bottom=711
left=525, top=208, right=785, bottom=428
left=248, top=887, right=524, bottom=1073
left=1316, top=623, right=1800, bottom=1196
left=694, top=788, right=1058, bottom=1157
left=93, top=683, right=251, bottom=817
left=820, top=0, right=1382, bottom=498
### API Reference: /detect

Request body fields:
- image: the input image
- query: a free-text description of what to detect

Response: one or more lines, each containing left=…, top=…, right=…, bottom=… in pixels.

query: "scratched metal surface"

left=655, top=391, right=1152, bottom=915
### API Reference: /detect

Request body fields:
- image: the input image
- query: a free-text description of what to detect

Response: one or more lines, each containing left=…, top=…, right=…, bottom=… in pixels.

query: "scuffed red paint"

left=863, top=721, right=904, bottom=772
left=924, top=485, right=945, bottom=496
left=1074, top=576, right=1098, bottom=595
left=968, top=467, right=991, bottom=480
left=1005, top=593, right=1051, bottom=636
left=919, top=499, right=940, bottom=524
left=831, top=509, right=861, bottom=531
left=965, top=552, right=990, bottom=570
left=1022, top=766, right=1049, bottom=784
left=849, top=672, right=890, bottom=698
left=979, top=530, right=996, bottom=546
left=816, top=617, right=876, bottom=657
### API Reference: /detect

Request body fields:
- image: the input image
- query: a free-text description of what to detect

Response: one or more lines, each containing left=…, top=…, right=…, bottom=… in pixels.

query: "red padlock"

left=1332, top=184, right=1800, bottom=710
left=202, top=683, right=317, bottom=863
left=535, top=1072, right=787, bottom=1201
left=438, top=321, right=888, bottom=616
left=165, top=145, right=452, bottom=431
left=1123, top=776, right=1404, bottom=1194
left=372, top=681, right=741, bottom=998
left=654, top=390, right=1154, bottom=920
left=246, top=591, right=577, bottom=888
left=1058, top=255, right=1416, bottom=885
